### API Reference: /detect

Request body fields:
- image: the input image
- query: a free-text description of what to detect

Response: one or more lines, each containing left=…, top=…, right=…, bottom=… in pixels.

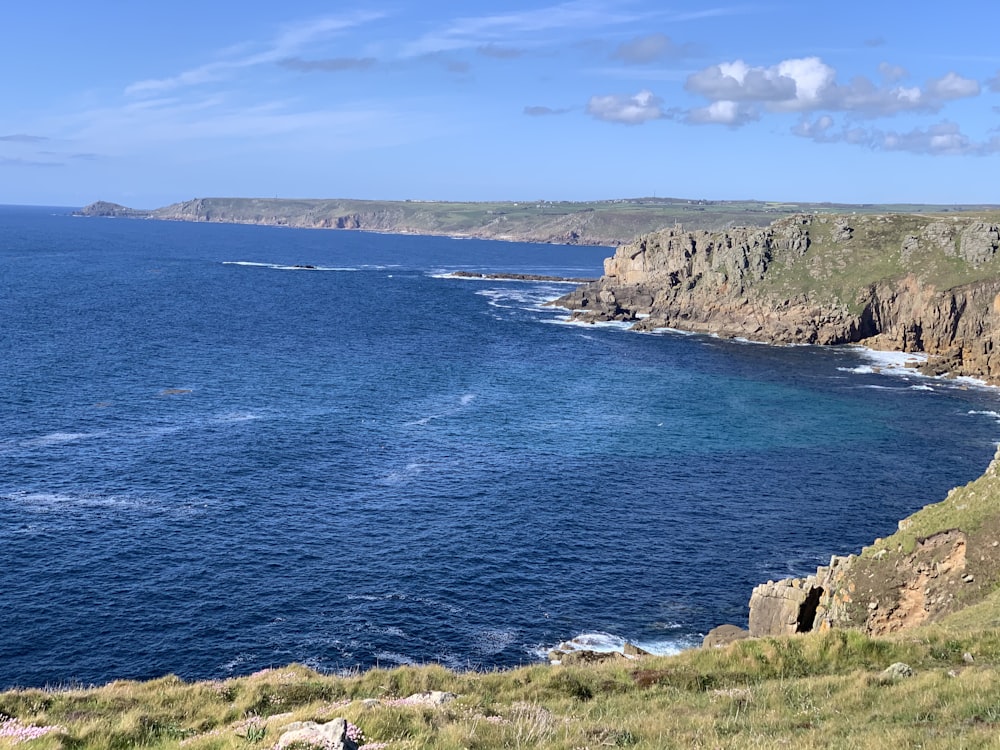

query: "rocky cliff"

left=555, top=213, right=1000, bottom=383
left=748, top=444, right=1000, bottom=638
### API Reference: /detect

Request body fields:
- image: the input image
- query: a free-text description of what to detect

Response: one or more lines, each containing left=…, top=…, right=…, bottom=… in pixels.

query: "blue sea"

left=2, top=205, right=999, bottom=688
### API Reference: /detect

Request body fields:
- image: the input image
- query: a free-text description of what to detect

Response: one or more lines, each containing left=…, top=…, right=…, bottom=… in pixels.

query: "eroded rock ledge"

left=747, top=445, right=1000, bottom=638
left=554, top=213, right=1000, bottom=383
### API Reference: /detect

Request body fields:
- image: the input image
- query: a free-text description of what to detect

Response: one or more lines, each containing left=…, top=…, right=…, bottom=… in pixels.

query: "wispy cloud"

left=524, top=105, right=571, bottom=116
left=278, top=56, right=377, bottom=72
left=611, top=33, right=695, bottom=64
left=477, top=44, right=524, bottom=59
left=0, top=156, right=62, bottom=167
left=125, top=12, right=384, bottom=96
left=403, top=1, right=646, bottom=56
left=418, top=53, right=471, bottom=74
left=0, top=134, right=49, bottom=143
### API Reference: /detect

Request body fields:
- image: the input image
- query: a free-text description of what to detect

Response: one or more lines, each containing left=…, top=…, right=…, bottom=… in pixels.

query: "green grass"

left=8, top=628, right=1000, bottom=749
left=755, top=213, right=1000, bottom=312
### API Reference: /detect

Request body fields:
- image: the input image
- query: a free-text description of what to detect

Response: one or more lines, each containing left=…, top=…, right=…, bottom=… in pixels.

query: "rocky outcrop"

left=748, top=446, right=1000, bottom=637
left=73, top=201, right=151, bottom=218
left=276, top=718, right=357, bottom=750
left=449, top=271, right=598, bottom=283
left=702, top=624, right=750, bottom=648
left=554, top=213, right=1000, bottom=383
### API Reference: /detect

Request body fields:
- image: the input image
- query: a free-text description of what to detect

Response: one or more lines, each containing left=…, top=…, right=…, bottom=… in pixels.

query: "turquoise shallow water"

left=2, top=205, right=999, bottom=687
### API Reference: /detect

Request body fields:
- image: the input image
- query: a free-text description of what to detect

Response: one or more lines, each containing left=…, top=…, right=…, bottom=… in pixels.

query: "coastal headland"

left=27, top=201, right=1000, bottom=747
left=554, top=212, right=1000, bottom=385
left=75, top=196, right=1000, bottom=247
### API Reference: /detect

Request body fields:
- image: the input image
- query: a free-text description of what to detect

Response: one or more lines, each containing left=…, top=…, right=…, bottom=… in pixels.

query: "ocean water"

left=2, top=205, right=999, bottom=688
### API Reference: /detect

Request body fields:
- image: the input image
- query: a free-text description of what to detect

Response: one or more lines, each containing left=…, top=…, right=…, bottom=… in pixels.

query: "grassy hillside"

left=4, top=627, right=1000, bottom=749
left=755, top=213, right=1000, bottom=311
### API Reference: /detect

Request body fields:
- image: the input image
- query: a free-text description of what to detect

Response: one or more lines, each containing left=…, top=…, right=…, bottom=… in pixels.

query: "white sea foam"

left=852, top=347, right=928, bottom=369
left=475, top=286, right=565, bottom=309
left=3, top=490, right=146, bottom=512
left=403, top=393, right=478, bottom=427
left=374, top=650, right=417, bottom=667
left=214, top=411, right=262, bottom=423
left=473, top=628, right=518, bottom=655
left=539, top=631, right=693, bottom=662
left=543, top=317, right=633, bottom=331
left=23, top=431, right=97, bottom=447
left=223, top=261, right=358, bottom=271
left=839, top=346, right=995, bottom=389
left=647, top=326, right=698, bottom=337
left=969, top=410, right=1000, bottom=421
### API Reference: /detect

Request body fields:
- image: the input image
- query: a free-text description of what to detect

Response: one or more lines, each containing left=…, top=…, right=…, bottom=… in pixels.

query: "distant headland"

left=75, top=196, right=1000, bottom=248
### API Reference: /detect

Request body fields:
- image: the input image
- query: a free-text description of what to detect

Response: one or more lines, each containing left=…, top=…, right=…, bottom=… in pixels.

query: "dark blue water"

left=2, top=205, right=999, bottom=688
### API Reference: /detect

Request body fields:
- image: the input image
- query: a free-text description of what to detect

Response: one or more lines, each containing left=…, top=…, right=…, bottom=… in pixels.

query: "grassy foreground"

left=5, top=624, right=1000, bottom=749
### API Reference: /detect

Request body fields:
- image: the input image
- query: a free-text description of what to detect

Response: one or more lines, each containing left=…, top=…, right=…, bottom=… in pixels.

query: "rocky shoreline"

left=447, top=271, right=597, bottom=283
left=553, top=212, right=1000, bottom=384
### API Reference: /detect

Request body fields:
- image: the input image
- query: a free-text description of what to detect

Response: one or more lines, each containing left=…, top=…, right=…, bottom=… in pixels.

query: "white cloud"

left=685, top=57, right=830, bottom=108
left=772, top=57, right=836, bottom=110
left=925, top=72, right=981, bottom=101
left=792, top=117, right=1000, bottom=156
left=685, top=57, right=983, bottom=123
left=686, top=100, right=757, bottom=126
left=587, top=89, right=664, bottom=124
left=791, top=114, right=835, bottom=140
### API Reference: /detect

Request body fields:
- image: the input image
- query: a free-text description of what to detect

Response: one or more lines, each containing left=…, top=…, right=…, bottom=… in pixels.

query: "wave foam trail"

left=24, top=432, right=97, bottom=447
left=970, top=410, right=1000, bottom=420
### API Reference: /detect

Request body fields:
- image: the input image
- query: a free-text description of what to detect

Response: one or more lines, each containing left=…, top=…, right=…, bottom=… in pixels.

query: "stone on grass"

left=276, top=718, right=358, bottom=750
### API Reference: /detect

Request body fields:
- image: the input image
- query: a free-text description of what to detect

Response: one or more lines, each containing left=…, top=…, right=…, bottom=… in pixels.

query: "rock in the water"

left=276, top=718, right=357, bottom=750
left=702, top=624, right=751, bottom=648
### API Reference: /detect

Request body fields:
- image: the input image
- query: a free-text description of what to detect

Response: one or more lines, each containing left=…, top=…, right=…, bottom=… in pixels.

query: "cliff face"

left=749, top=446, right=1000, bottom=637
left=555, top=213, right=1000, bottom=383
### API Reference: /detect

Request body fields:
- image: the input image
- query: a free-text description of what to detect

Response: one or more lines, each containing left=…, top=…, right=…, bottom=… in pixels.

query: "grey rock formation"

left=276, top=718, right=357, bottom=750
left=748, top=579, right=824, bottom=637
left=702, top=624, right=750, bottom=648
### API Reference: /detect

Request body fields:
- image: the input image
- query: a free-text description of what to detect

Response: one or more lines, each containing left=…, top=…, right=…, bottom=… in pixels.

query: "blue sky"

left=2, top=1, right=999, bottom=207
